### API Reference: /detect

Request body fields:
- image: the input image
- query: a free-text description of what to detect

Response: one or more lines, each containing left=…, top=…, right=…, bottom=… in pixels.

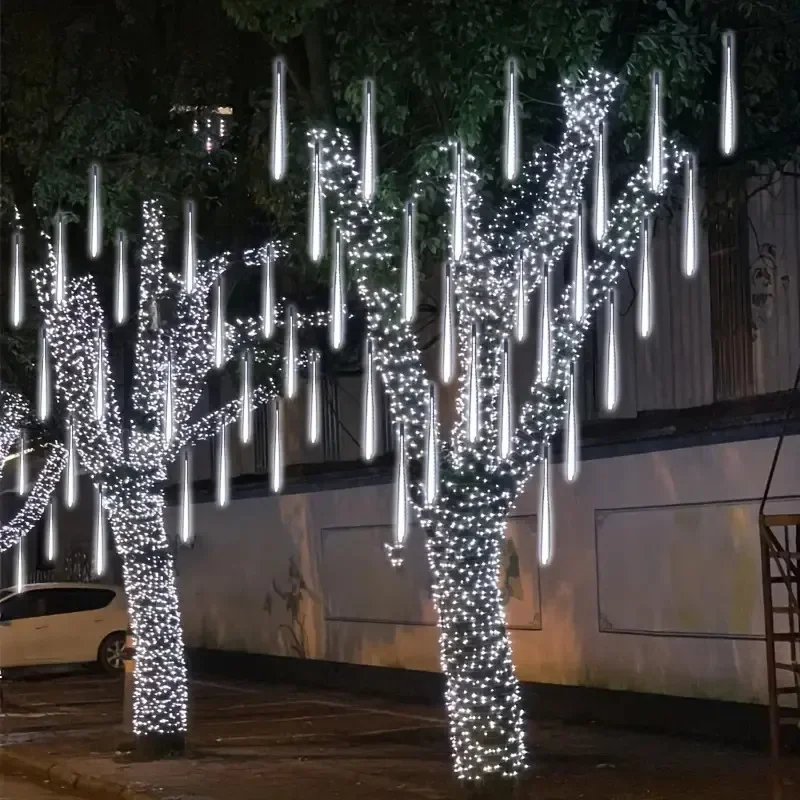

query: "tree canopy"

left=2, top=0, right=798, bottom=300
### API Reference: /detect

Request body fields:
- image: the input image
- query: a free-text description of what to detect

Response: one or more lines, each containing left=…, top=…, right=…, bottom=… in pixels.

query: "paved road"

left=2, top=670, right=799, bottom=799
left=0, top=774, right=84, bottom=799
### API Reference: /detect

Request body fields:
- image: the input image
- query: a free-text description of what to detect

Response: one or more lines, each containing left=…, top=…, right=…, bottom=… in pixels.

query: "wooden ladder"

left=760, top=513, right=800, bottom=757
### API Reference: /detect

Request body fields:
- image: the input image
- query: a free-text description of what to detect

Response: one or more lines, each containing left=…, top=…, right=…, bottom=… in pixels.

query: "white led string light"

left=301, top=61, right=690, bottom=780
left=0, top=392, right=66, bottom=559
left=32, top=198, right=301, bottom=752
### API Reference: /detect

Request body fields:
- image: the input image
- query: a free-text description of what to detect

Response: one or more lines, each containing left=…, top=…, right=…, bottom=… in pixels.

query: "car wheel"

left=98, top=632, right=126, bottom=676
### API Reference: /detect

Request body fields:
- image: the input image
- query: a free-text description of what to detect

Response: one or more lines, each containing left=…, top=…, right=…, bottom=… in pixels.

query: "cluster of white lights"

left=30, top=183, right=317, bottom=744
left=0, top=391, right=66, bottom=569
left=287, top=44, right=721, bottom=775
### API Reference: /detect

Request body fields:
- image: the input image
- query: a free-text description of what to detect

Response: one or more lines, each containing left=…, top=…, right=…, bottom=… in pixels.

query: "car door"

left=46, top=587, right=118, bottom=663
left=0, top=590, right=50, bottom=667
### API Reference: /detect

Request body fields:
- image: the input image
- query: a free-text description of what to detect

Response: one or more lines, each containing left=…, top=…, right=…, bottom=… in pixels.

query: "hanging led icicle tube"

left=261, top=244, right=276, bottom=339
left=593, top=120, right=608, bottom=242
left=284, top=304, right=298, bottom=400
left=604, top=290, right=620, bottom=412
left=17, top=429, right=28, bottom=496
left=498, top=335, right=514, bottom=459
left=360, top=78, right=378, bottom=202
left=164, top=352, right=174, bottom=443
left=309, top=139, right=325, bottom=263
left=179, top=449, right=193, bottom=545
left=15, top=541, right=25, bottom=594
left=538, top=447, right=554, bottom=566
left=37, top=326, right=51, bottom=422
left=270, top=397, right=284, bottom=494
left=537, top=261, right=552, bottom=383
left=720, top=30, right=737, bottom=157
left=401, top=201, right=417, bottom=323
left=307, top=349, right=322, bottom=446
left=423, top=381, right=439, bottom=507
left=94, top=329, right=106, bottom=421
left=572, top=205, right=587, bottom=322
left=239, top=350, right=253, bottom=445
left=114, top=229, right=129, bottom=324
left=44, top=499, right=58, bottom=563
left=514, top=253, right=528, bottom=343
left=683, top=154, right=699, bottom=278
left=215, top=424, right=230, bottom=508
left=329, top=226, right=347, bottom=351
left=466, top=321, right=481, bottom=443
left=637, top=214, right=654, bottom=339
left=362, top=337, right=378, bottom=462
left=440, top=263, right=457, bottom=384
left=564, top=362, right=580, bottom=483
left=183, top=199, right=197, bottom=293
left=649, top=69, right=664, bottom=194
left=65, top=417, right=79, bottom=510
left=270, top=57, right=288, bottom=182
left=10, top=229, right=25, bottom=329
left=212, top=276, right=226, bottom=369
left=502, top=57, right=521, bottom=183
left=388, top=422, right=409, bottom=568
left=93, top=486, right=107, bottom=577
left=55, top=211, right=68, bottom=305
left=452, top=140, right=466, bottom=261
left=87, top=162, right=103, bottom=260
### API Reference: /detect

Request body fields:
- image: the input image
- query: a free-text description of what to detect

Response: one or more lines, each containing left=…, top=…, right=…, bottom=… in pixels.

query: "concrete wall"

left=171, top=431, right=800, bottom=707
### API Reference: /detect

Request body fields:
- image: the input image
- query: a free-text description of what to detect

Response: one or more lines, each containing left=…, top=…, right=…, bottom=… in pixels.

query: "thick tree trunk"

left=427, top=502, right=526, bottom=783
left=109, top=484, right=188, bottom=757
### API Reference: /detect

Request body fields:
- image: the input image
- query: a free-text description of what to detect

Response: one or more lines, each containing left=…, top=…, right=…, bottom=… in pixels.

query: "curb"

left=0, top=748, right=154, bottom=800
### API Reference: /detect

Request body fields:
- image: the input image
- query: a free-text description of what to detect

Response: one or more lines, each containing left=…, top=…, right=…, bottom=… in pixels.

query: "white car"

left=0, top=583, right=129, bottom=674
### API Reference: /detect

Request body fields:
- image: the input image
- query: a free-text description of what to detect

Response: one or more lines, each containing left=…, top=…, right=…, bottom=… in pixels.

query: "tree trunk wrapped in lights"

left=0, top=390, right=66, bottom=556
left=308, top=68, right=691, bottom=780
left=33, top=202, right=296, bottom=754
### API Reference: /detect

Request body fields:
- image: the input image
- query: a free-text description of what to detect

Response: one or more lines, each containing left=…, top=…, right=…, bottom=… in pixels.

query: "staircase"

left=759, top=364, right=800, bottom=758
left=760, top=513, right=800, bottom=756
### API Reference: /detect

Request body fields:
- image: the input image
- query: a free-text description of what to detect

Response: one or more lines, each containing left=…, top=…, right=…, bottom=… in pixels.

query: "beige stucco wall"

left=172, top=433, right=800, bottom=706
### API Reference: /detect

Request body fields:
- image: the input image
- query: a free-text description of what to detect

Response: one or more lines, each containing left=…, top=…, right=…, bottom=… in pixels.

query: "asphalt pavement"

left=1, top=773, right=85, bottom=799
left=1, top=669, right=799, bottom=799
